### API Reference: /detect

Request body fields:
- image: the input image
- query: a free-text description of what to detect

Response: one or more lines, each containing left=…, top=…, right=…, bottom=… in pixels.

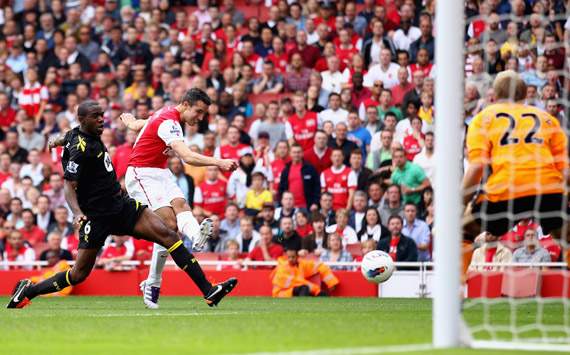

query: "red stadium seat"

left=501, top=268, right=540, bottom=298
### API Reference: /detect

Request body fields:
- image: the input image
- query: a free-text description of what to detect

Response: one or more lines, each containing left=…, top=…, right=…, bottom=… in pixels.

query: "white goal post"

left=433, top=0, right=464, bottom=349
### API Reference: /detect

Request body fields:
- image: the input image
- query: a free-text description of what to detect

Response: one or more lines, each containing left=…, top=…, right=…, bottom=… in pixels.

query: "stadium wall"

left=0, top=269, right=378, bottom=297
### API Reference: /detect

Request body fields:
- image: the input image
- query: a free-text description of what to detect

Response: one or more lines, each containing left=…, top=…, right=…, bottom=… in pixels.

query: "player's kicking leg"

left=6, top=248, right=99, bottom=308
left=133, top=208, right=236, bottom=307
left=140, top=200, right=213, bottom=309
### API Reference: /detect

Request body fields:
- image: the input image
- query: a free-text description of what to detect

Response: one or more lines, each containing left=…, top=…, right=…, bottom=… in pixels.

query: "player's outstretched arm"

left=64, top=179, right=87, bottom=228
left=170, top=140, right=238, bottom=172
left=120, top=113, right=147, bottom=132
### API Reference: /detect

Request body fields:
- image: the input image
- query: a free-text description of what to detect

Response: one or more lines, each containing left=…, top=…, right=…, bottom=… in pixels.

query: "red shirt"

left=128, top=106, right=184, bottom=169
left=389, top=236, right=400, bottom=261
left=296, top=224, right=313, bottom=238
left=391, top=82, right=414, bottom=107
left=248, top=243, right=284, bottom=261
left=0, top=106, right=16, bottom=128
left=402, top=132, right=423, bottom=161
left=101, top=244, right=128, bottom=259
left=132, top=238, right=154, bottom=262
left=287, top=111, right=318, bottom=150
left=266, top=52, right=289, bottom=73
left=321, top=165, right=356, bottom=210
left=18, top=82, right=48, bottom=118
left=410, top=63, right=434, bottom=78
left=335, top=45, right=359, bottom=66
left=288, top=163, right=306, bottom=208
left=215, top=143, right=253, bottom=178
left=271, top=158, right=290, bottom=191
left=539, top=235, right=561, bottom=262
left=19, top=226, right=46, bottom=247
left=112, top=143, right=133, bottom=179
left=303, top=147, right=332, bottom=175
left=195, top=179, right=228, bottom=219
left=485, top=247, right=498, bottom=263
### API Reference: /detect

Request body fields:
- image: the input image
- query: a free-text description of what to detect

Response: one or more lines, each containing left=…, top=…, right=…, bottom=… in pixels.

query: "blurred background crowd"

left=0, top=0, right=568, bottom=271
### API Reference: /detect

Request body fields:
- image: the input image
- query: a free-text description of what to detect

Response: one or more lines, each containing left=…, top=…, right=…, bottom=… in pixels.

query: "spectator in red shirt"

left=391, top=67, right=414, bottom=107
left=278, top=143, right=321, bottom=210
left=3, top=229, right=36, bottom=270
left=290, top=30, right=320, bottom=68
left=19, top=208, right=45, bottom=247
left=194, top=166, right=228, bottom=219
left=0, top=153, right=11, bottom=186
left=320, top=148, right=358, bottom=210
left=283, top=52, right=313, bottom=93
left=248, top=225, right=284, bottom=263
left=97, top=235, right=135, bottom=271
left=0, top=92, right=16, bottom=134
left=286, top=93, right=318, bottom=151
left=295, top=210, right=313, bottom=238
left=270, top=140, right=290, bottom=193
left=112, top=129, right=137, bottom=180
left=214, top=125, right=253, bottom=178
left=304, top=130, right=333, bottom=175
left=18, top=67, right=48, bottom=124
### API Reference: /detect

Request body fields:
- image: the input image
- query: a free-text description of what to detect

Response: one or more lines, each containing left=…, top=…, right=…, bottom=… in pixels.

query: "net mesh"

left=461, top=7, right=569, bottom=349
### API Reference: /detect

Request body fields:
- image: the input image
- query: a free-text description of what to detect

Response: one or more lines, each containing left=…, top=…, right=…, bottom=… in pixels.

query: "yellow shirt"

left=419, top=106, right=433, bottom=125
left=467, top=102, right=568, bottom=202
left=245, top=189, right=273, bottom=210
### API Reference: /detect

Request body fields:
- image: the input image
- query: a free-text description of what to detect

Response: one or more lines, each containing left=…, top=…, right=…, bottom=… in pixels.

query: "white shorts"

left=125, top=166, right=185, bottom=211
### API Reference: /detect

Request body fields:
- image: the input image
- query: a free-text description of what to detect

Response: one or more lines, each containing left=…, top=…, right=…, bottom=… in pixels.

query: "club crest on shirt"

left=104, top=152, right=114, bottom=172
left=66, top=161, right=78, bottom=174
left=306, top=119, right=316, bottom=127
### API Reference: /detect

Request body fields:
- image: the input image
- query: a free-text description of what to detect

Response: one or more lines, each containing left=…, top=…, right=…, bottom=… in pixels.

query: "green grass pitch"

left=0, top=296, right=562, bottom=355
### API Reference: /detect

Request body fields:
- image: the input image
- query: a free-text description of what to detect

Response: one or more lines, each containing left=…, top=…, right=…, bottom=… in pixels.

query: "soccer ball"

left=361, top=250, right=395, bottom=284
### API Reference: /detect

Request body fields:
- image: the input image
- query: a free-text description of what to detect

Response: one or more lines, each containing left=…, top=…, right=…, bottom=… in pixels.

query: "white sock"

left=146, top=243, right=168, bottom=288
left=176, top=211, right=200, bottom=245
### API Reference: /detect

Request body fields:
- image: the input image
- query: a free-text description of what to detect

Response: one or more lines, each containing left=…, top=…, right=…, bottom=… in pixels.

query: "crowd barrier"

left=1, top=261, right=568, bottom=298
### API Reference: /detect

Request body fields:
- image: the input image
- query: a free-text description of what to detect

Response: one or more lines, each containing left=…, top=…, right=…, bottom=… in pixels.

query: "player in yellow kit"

left=463, top=70, right=569, bottom=242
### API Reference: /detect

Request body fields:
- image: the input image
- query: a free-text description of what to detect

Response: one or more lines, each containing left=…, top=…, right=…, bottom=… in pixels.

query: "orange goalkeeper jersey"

left=466, top=102, right=568, bottom=203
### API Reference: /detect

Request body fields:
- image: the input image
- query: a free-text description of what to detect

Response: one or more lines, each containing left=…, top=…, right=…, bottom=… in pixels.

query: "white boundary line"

left=471, top=340, right=570, bottom=353
left=233, top=344, right=433, bottom=355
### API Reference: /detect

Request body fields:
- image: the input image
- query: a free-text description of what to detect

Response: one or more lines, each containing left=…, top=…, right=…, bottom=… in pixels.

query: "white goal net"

left=445, top=3, right=570, bottom=352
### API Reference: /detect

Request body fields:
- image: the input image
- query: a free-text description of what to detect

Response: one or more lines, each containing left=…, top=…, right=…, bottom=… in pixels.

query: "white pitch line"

left=233, top=344, right=433, bottom=355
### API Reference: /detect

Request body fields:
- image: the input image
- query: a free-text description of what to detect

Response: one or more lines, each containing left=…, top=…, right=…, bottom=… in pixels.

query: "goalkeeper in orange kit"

left=463, top=70, right=569, bottom=245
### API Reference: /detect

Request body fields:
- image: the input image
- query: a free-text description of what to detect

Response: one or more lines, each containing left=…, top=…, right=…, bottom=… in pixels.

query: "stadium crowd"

left=0, top=0, right=568, bottom=271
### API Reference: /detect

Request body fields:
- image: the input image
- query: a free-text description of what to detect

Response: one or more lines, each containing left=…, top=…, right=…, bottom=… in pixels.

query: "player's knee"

left=163, top=216, right=178, bottom=232
left=171, top=198, right=190, bottom=214
left=70, top=266, right=92, bottom=284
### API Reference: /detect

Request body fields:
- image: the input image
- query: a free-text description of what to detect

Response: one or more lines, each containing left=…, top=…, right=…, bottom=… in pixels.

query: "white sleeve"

left=348, top=170, right=357, bottom=189
left=358, top=102, right=366, bottom=121
left=320, top=172, right=326, bottom=189
left=227, top=173, right=236, bottom=198
left=249, top=119, right=260, bottom=140
left=157, top=119, right=184, bottom=146
left=363, top=67, right=376, bottom=87
left=124, top=238, right=135, bottom=259
left=214, top=147, right=221, bottom=159
left=285, top=121, right=294, bottom=140
left=345, top=227, right=359, bottom=245
left=193, top=186, right=203, bottom=204
left=255, top=58, right=263, bottom=74
left=40, top=86, right=49, bottom=100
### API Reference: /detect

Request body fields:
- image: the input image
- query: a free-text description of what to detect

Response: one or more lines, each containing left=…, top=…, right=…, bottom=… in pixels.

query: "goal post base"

left=470, top=341, right=570, bottom=353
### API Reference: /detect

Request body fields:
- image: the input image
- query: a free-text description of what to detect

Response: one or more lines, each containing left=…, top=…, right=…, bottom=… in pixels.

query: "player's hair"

left=180, top=88, right=212, bottom=106
left=77, top=100, right=101, bottom=120
left=493, top=70, right=526, bottom=101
